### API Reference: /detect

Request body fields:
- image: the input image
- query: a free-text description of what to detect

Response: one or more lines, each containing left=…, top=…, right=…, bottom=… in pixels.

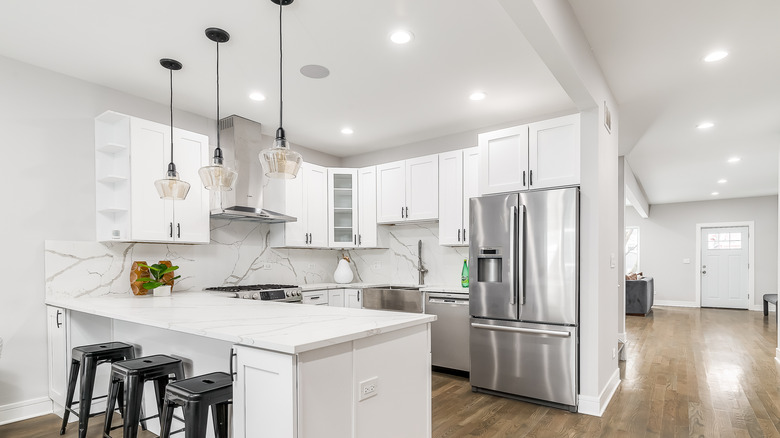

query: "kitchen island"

left=45, top=292, right=435, bottom=438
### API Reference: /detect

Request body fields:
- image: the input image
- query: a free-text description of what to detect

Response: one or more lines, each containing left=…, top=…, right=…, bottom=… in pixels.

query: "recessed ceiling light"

left=711, top=192, right=719, bottom=196
left=341, top=127, right=354, bottom=135
left=704, top=50, right=728, bottom=62
left=469, top=91, right=487, bottom=101
left=390, top=30, right=413, bottom=44
left=697, top=122, right=714, bottom=129
left=249, top=92, right=266, bottom=101
left=300, top=64, right=330, bottom=79
left=728, top=157, right=741, bottom=163
left=718, top=179, right=727, bottom=184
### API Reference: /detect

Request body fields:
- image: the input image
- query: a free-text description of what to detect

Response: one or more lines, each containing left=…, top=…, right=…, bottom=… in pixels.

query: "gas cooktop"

left=204, top=284, right=302, bottom=302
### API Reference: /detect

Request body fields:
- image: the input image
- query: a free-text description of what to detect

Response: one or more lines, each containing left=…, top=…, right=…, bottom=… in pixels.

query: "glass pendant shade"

left=155, top=169, right=191, bottom=200
left=198, top=157, right=238, bottom=191
left=260, top=130, right=303, bottom=179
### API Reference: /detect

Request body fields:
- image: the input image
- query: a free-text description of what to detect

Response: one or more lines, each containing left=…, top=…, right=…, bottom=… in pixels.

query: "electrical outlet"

left=359, top=377, right=379, bottom=401
left=261, top=263, right=272, bottom=270
left=308, top=263, right=316, bottom=270
left=372, top=262, right=382, bottom=270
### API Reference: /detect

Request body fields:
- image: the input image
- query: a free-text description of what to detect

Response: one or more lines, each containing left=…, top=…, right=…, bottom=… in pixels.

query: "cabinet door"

left=478, top=125, right=529, bottom=195
left=233, top=345, right=296, bottom=438
left=529, top=114, right=580, bottom=189
left=172, top=128, right=210, bottom=243
left=406, top=154, right=439, bottom=221
left=306, top=164, right=329, bottom=247
left=438, top=151, right=464, bottom=246
left=47, top=306, right=68, bottom=407
left=345, top=289, right=362, bottom=309
left=328, top=289, right=345, bottom=307
left=129, top=118, right=172, bottom=242
left=462, top=147, right=480, bottom=245
left=328, top=169, right=358, bottom=248
left=376, top=160, right=406, bottom=223
left=357, top=166, right=377, bottom=248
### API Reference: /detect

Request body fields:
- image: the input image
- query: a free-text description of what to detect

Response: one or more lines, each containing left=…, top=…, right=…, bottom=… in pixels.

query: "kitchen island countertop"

left=45, top=292, right=434, bottom=355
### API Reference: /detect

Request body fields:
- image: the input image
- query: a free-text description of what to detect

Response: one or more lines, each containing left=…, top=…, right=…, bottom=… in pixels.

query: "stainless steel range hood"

left=209, top=115, right=297, bottom=223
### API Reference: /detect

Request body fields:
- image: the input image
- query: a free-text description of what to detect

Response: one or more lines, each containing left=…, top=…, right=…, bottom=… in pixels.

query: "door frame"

left=695, top=221, right=755, bottom=309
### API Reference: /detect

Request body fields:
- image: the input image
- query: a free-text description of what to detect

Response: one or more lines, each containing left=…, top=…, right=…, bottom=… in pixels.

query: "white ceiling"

left=0, top=0, right=572, bottom=157
left=2, top=1, right=777, bottom=205
left=570, top=0, right=780, bottom=204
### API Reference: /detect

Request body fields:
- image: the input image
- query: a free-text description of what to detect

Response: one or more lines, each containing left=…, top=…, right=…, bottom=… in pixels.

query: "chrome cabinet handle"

left=354, top=234, right=357, bottom=245
left=177, top=223, right=181, bottom=239
left=358, top=235, right=362, bottom=245
left=401, top=207, right=405, bottom=218
left=529, top=170, right=533, bottom=186
left=463, top=228, right=467, bottom=243
left=523, top=170, right=526, bottom=187
left=229, top=347, right=237, bottom=381
left=457, top=229, right=461, bottom=242
left=169, top=222, right=173, bottom=238
left=518, top=205, right=526, bottom=305
left=510, top=206, right=517, bottom=306
left=405, top=206, right=409, bottom=218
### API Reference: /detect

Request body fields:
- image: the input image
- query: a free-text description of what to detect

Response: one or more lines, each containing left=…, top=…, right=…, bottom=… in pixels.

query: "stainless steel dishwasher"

left=425, top=291, right=470, bottom=372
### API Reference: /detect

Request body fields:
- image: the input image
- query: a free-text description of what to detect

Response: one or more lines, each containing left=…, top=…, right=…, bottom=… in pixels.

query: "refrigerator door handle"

left=510, top=205, right=518, bottom=306
left=518, top=205, right=525, bottom=305
left=471, top=323, right=571, bottom=338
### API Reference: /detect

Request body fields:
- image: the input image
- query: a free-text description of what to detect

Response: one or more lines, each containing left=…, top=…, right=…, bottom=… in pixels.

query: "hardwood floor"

left=3, top=307, right=779, bottom=437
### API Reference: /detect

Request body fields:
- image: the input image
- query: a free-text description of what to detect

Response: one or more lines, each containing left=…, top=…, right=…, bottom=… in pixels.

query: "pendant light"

left=155, top=58, right=191, bottom=200
left=259, top=0, right=303, bottom=179
left=198, top=27, right=238, bottom=191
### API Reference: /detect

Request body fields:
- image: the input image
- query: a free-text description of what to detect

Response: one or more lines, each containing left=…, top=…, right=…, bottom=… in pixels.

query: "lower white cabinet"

left=328, top=289, right=345, bottom=307
left=232, top=324, right=431, bottom=438
left=47, top=306, right=68, bottom=408
left=345, top=289, right=362, bottom=309
left=304, top=289, right=362, bottom=309
left=302, top=290, right=329, bottom=305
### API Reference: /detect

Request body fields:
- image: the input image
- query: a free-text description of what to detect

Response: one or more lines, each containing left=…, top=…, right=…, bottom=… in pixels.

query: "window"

left=625, top=226, right=640, bottom=274
left=707, top=232, right=742, bottom=250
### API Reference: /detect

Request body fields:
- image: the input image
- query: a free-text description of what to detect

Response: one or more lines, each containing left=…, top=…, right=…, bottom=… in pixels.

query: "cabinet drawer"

left=302, top=291, right=329, bottom=305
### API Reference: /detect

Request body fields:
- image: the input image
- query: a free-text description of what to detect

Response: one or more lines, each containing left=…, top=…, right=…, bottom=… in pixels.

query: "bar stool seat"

left=103, top=354, right=185, bottom=438
left=159, top=372, right=233, bottom=438
left=60, top=342, right=135, bottom=438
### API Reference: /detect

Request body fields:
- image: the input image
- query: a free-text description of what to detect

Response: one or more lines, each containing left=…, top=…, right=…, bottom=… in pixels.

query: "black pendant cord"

left=278, top=0, right=283, bottom=131
left=168, top=67, right=176, bottom=172
left=215, top=40, right=221, bottom=156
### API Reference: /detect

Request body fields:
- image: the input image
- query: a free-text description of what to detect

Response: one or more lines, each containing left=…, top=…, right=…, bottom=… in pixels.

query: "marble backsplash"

left=45, top=219, right=468, bottom=298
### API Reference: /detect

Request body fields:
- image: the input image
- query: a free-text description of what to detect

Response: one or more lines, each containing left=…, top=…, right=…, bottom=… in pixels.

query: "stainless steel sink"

left=362, top=286, right=422, bottom=313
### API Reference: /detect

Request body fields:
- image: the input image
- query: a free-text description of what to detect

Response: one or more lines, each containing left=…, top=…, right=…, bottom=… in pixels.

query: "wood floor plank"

left=3, top=307, right=780, bottom=438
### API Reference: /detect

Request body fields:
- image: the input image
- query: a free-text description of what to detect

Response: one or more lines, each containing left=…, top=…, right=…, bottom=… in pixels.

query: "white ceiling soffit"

left=0, top=0, right=574, bottom=158
left=570, top=0, right=780, bottom=205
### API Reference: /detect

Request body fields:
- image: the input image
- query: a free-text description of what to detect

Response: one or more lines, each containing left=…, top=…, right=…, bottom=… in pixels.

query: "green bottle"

left=461, top=259, right=469, bottom=288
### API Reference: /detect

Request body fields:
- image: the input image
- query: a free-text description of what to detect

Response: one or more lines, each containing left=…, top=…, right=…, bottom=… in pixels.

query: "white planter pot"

left=153, top=286, right=172, bottom=297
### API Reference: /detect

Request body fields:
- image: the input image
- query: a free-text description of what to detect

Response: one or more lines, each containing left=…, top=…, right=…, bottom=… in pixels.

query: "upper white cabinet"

left=267, top=162, right=328, bottom=248
left=479, top=114, right=580, bottom=195
left=439, top=147, right=479, bottom=246
left=328, top=167, right=378, bottom=248
left=95, top=111, right=210, bottom=243
left=357, top=166, right=378, bottom=248
left=376, top=154, right=438, bottom=223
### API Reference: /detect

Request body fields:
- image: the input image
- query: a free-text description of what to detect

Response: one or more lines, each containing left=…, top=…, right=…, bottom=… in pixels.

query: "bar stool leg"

left=152, top=376, right=170, bottom=417
left=123, top=375, right=144, bottom=438
left=212, top=402, right=230, bottom=438
left=183, top=401, right=211, bottom=438
left=77, top=356, right=97, bottom=438
left=60, top=359, right=80, bottom=435
left=103, top=376, right=121, bottom=437
left=159, top=399, right=177, bottom=438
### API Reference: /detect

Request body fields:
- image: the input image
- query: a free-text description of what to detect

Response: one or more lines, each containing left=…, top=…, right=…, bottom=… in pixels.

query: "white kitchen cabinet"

left=267, top=162, right=329, bottom=248
left=302, top=290, right=329, bottom=305
left=479, top=114, right=580, bottom=195
left=376, top=154, right=438, bottom=223
left=529, top=114, right=581, bottom=189
left=438, top=147, right=479, bottom=246
left=232, top=324, right=430, bottom=438
left=345, top=288, right=362, bottom=309
left=357, top=166, right=378, bottom=247
left=95, top=111, right=210, bottom=243
left=328, top=289, right=345, bottom=307
left=47, top=306, right=68, bottom=409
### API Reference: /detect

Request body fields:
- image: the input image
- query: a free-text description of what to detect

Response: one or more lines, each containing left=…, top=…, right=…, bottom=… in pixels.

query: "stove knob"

left=242, top=294, right=251, bottom=299
left=285, top=290, right=291, bottom=297
left=252, top=292, right=259, bottom=300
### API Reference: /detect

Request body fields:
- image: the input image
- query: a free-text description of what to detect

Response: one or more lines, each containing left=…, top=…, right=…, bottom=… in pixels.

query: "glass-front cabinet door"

left=328, top=169, right=359, bottom=248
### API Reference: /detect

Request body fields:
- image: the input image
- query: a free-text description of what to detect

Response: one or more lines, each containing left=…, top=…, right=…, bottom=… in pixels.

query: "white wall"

left=625, top=196, right=778, bottom=308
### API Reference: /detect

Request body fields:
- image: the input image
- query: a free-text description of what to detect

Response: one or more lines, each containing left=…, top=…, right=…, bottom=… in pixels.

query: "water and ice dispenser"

left=476, top=248, right=503, bottom=283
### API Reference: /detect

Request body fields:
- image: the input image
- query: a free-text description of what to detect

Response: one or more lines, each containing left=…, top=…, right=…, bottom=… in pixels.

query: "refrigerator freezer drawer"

left=469, top=318, right=577, bottom=408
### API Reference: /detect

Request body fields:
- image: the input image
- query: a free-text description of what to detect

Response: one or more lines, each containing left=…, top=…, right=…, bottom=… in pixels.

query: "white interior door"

left=700, top=226, right=749, bottom=309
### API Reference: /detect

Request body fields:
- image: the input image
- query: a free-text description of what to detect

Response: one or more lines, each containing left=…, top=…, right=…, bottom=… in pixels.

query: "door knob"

left=702, top=270, right=707, bottom=274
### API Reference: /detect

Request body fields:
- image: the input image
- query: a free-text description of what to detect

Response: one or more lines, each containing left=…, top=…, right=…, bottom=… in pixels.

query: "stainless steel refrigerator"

left=469, top=187, right=578, bottom=411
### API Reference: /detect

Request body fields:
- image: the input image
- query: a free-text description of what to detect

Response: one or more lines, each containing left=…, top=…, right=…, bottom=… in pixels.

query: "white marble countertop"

left=300, top=283, right=466, bottom=292
left=45, top=292, right=435, bottom=355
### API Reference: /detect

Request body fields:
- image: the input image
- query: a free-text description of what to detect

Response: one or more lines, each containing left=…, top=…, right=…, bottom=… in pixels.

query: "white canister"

left=334, top=259, right=354, bottom=284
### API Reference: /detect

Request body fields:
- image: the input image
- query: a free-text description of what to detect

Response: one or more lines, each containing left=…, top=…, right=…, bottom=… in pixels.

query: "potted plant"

left=136, top=262, right=180, bottom=297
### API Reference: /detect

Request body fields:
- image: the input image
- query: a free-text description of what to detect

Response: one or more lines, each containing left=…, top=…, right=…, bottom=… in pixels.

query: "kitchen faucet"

left=417, top=240, right=428, bottom=285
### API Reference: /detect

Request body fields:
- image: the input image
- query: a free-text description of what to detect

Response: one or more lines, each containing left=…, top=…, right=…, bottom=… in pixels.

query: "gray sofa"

left=626, top=277, right=654, bottom=316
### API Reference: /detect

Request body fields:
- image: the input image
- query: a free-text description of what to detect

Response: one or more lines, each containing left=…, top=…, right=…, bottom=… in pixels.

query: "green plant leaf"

left=159, top=266, right=179, bottom=275
left=171, top=275, right=181, bottom=281
left=142, top=281, right=164, bottom=290
left=136, top=277, right=154, bottom=282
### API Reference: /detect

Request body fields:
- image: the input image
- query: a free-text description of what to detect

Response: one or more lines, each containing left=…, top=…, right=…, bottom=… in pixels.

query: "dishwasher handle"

left=427, top=297, right=469, bottom=306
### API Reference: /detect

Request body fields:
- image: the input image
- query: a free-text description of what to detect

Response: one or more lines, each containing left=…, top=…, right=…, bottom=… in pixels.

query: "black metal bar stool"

left=60, top=342, right=135, bottom=438
left=159, top=372, right=233, bottom=438
left=103, top=354, right=185, bottom=438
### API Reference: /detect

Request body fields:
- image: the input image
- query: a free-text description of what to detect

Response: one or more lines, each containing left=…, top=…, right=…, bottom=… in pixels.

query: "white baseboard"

left=0, top=397, right=52, bottom=426
left=654, top=300, right=699, bottom=308
left=578, top=367, right=621, bottom=417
